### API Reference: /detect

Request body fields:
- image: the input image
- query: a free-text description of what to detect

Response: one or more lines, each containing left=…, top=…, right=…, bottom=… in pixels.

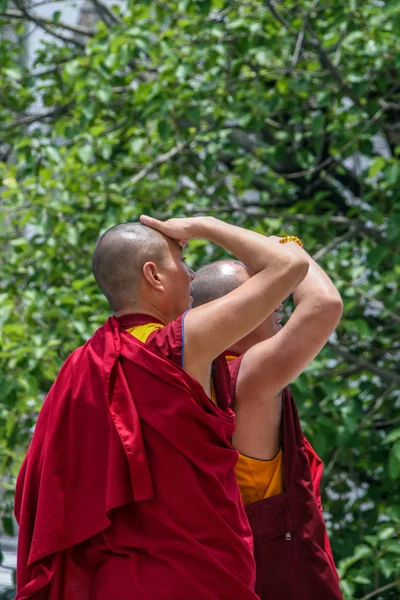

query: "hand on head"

left=140, top=215, right=211, bottom=246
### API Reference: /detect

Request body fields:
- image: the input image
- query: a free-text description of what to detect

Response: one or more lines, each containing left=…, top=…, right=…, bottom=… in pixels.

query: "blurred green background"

left=0, top=1, right=399, bottom=597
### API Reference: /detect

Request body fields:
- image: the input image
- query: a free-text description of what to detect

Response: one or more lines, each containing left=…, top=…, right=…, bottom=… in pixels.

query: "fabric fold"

left=15, top=317, right=154, bottom=598
left=15, top=317, right=257, bottom=600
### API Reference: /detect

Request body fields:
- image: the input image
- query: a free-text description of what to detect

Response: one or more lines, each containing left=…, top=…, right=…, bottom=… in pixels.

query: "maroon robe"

left=228, top=355, right=343, bottom=600
left=14, top=316, right=258, bottom=599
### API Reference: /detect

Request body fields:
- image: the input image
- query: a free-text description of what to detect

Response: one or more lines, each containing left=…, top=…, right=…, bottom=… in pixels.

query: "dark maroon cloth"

left=14, top=316, right=257, bottom=600
left=227, top=355, right=343, bottom=600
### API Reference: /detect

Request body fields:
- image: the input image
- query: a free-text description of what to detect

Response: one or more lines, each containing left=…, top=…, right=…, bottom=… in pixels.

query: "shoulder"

left=144, top=315, right=185, bottom=367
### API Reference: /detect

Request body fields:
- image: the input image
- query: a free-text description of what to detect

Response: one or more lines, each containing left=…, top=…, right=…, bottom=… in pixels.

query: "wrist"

left=192, top=216, right=217, bottom=239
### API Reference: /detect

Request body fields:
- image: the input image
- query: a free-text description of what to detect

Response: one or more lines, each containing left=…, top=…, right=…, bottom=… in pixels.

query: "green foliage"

left=0, top=1, right=399, bottom=597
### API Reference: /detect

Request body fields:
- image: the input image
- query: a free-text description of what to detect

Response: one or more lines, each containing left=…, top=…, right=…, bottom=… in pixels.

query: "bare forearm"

left=197, top=217, right=303, bottom=274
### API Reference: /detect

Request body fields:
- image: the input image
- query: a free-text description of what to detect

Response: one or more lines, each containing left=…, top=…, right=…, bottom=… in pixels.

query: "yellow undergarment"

left=126, top=323, right=164, bottom=342
left=235, top=450, right=284, bottom=504
left=226, top=354, right=284, bottom=503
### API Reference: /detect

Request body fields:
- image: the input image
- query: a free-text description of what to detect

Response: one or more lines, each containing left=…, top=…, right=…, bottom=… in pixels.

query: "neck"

left=114, top=302, right=169, bottom=325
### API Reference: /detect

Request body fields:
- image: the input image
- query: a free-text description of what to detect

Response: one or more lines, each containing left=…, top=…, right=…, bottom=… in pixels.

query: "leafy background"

left=0, top=0, right=399, bottom=598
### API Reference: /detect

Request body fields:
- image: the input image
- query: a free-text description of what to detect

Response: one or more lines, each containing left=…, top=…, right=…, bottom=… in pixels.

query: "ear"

left=142, top=261, right=164, bottom=292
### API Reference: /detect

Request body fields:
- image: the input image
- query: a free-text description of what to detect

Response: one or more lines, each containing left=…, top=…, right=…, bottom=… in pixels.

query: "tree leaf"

left=77, top=145, right=94, bottom=164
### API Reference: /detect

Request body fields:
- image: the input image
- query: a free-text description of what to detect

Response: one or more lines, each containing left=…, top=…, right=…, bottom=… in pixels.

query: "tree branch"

left=327, top=342, right=400, bottom=385
left=145, top=203, right=386, bottom=245
left=264, top=0, right=292, bottom=31
left=1, top=104, right=72, bottom=130
left=290, top=0, right=319, bottom=70
left=129, top=141, right=188, bottom=186
left=318, top=366, right=360, bottom=378
left=263, top=1, right=392, bottom=153
left=306, top=24, right=362, bottom=109
left=326, top=383, right=396, bottom=475
left=305, top=24, right=394, bottom=154
left=0, top=8, right=95, bottom=36
left=360, top=580, right=399, bottom=600
left=312, top=228, right=355, bottom=261
left=207, top=209, right=385, bottom=242
left=346, top=285, right=400, bottom=324
left=12, top=1, right=85, bottom=48
left=282, top=108, right=385, bottom=179
left=226, top=126, right=350, bottom=211
left=380, top=99, right=400, bottom=110
left=89, top=0, right=123, bottom=26
left=373, top=416, right=400, bottom=429
left=0, top=203, right=32, bottom=214
left=359, top=384, right=396, bottom=429
left=291, top=26, right=306, bottom=70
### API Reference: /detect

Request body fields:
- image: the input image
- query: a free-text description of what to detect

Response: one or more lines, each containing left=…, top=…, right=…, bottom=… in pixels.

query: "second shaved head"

left=191, top=259, right=285, bottom=348
left=92, top=222, right=168, bottom=312
left=191, top=260, right=248, bottom=308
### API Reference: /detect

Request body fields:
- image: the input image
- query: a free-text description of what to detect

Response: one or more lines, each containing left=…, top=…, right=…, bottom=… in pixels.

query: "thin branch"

left=30, top=55, right=80, bottom=78
left=1, top=104, right=72, bottom=130
left=305, top=25, right=395, bottom=154
left=282, top=108, right=385, bottom=179
left=318, top=366, right=360, bottom=378
left=186, top=208, right=385, bottom=242
left=0, top=8, right=95, bottom=36
left=264, top=0, right=292, bottom=30
left=325, top=447, right=341, bottom=478
left=129, top=141, right=188, bottom=186
left=373, top=416, right=400, bottom=429
left=31, top=66, right=65, bottom=78
left=326, top=383, right=396, bottom=475
left=359, top=580, right=399, bottom=600
left=11, top=1, right=85, bottom=48
left=291, top=0, right=319, bottom=70
left=89, top=0, right=123, bottom=26
left=359, top=384, right=396, bottom=428
left=146, top=204, right=385, bottom=244
left=344, top=285, right=400, bottom=324
left=380, top=99, right=400, bottom=110
left=306, top=24, right=362, bottom=110
left=0, top=203, right=32, bottom=214
left=313, top=228, right=355, bottom=261
left=264, top=0, right=392, bottom=153
left=86, top=85, right=133, bottom=100
left=327, top=342, right=400, bottom=385
left=291, top=27, right=306, bottom=70
left=225, top=124, right=365, bottom=212
left=30, top=0, right=64, bottom=6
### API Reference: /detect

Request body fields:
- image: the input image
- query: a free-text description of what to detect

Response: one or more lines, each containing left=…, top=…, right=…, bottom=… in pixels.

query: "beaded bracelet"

left=279, top=236, right=303, bottom=248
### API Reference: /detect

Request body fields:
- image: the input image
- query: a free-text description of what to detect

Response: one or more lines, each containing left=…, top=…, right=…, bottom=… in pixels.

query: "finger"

left=140, top=215, right=164, bottom=230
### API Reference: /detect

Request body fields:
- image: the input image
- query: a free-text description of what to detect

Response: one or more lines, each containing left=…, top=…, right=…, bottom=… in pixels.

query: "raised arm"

left=236, top=248, right=343, bottom=402
left=140, top=215, right=309, bottom=392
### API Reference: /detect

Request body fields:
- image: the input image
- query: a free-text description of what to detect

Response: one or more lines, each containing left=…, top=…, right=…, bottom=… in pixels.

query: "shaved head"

left=92, top=222, right=168, bottom=312
left=191, top=260, right=248, bottom=308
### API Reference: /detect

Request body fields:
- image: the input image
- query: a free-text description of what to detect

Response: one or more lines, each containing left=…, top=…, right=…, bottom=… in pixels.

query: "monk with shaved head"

left=92, top=222, right=192, bottom=319
left=191, top=247, right=344, bottom=600
left=15, top=216, right=309, bottom=600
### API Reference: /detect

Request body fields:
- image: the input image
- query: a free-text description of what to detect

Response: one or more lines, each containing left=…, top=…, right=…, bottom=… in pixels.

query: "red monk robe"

left=228, top=355, right=343, bottom=600
left=15, top=315, right=258, bottom=600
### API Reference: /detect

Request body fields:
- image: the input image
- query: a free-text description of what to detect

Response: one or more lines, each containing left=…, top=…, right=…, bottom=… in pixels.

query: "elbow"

left=327, top=293, right=344, bottom=325
left=314, top=291, right=344, bottom=328
left=286, top=254, right=309, bottom=287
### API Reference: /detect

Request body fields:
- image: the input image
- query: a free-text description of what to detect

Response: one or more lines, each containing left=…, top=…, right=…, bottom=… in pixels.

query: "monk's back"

left=86, top=316, right=257, bottom=599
